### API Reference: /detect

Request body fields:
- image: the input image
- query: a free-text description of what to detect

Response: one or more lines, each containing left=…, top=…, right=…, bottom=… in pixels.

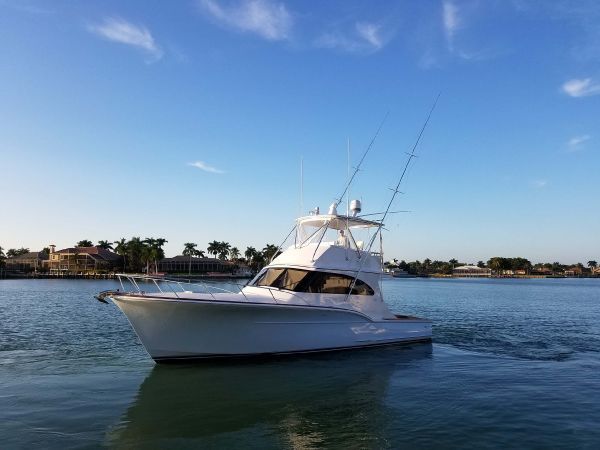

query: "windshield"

left=253, top=268, right=374, bottom=296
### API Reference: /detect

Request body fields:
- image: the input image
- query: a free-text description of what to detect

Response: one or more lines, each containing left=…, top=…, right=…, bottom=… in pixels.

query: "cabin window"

left=275, top=268, right=309, bottom=291
left=254, top=268, right=285, bottom=287
left=252, top=268, right=374, bottom=296
left=296, top=271, right=374, bottom=296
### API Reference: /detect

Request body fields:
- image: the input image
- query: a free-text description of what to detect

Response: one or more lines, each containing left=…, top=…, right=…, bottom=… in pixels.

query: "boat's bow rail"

left=113, top=273, right=250, bottom=301
left=99, top=274, right=311, bottom=306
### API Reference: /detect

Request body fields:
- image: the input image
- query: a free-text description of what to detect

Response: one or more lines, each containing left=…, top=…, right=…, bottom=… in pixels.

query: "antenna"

left=300, top=156, right=304, bottom=216
left=346, top=138, right=350, bottom=216
left=335, top=112, right=389, bottom=208
left=346, top=93, right=441, bottom=299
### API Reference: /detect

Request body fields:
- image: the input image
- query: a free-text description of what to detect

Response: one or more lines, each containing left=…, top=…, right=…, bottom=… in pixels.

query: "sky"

left=0, top=0, right=599, bottom=264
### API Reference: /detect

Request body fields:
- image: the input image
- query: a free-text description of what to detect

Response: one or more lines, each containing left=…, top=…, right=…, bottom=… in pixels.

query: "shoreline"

left=2, top=273, right=598, bottom=281
left=0, top=273, right=252, bottom=280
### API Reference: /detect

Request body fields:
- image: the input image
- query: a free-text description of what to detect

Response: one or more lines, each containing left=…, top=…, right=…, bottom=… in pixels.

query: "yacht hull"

left=111, top=296, right=432, bottom=361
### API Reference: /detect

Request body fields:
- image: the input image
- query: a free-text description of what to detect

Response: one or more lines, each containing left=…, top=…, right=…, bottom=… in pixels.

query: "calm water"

left=1, top=278, right=599, bottom=449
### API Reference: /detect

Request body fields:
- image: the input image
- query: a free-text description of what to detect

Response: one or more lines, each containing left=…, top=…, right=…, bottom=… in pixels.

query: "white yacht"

left=97, top=100, right=441, bottom=361
left=97, top=201, right=432, bottom=362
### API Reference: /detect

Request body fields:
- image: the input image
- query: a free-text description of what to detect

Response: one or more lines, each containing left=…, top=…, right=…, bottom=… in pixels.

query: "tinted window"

left=253, top=268, right=374, bottom=296
left=254, top=268, right=285, bottom=287
left=296, top=271, right=374, bottom=296
left=277, top=268, right=311, bottom=291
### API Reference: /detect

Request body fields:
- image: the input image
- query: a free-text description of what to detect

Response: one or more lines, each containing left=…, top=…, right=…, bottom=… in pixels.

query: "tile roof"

left=54, top=246, right=121, bottom=261
left=7, top=251, right=48, bottom=261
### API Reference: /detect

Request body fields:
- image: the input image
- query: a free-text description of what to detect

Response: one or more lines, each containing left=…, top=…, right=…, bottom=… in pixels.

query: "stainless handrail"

left=115, top=274, right=249, bottom=302
left=114, top=274, right=311, bottom=306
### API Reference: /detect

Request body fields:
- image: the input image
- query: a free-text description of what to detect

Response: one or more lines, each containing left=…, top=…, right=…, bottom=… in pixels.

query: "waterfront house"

left=531, top=267, right=553, bottom=276
left=452, top=265, right=492, bottom=277
left=5, top=251, right=48, bottom=273
left=564, top=266, right=584, bottom=277
left=157, top=255, right=235, bottom=274
left=47, top=246, right=122, bottom=275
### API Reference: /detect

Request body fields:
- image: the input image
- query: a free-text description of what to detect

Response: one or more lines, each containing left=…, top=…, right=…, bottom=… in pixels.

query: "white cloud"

left=442, top=0, right=461, bottom=51
left=316, top=21, right=387, bottom=54
left=531, top=179, right=548, bottom=189
left=0, top=0, right=53, bottom=14
left=88, top=17, right=163, bottom=60
left=198, top=0, right=292, bottom=41
left=562, top=78, right=600, bottom=97
left=356, top=23, right=383, bottom=50
left=567, top=134, right=591, bottom=151
left=188, top=161, right=225, bottom=174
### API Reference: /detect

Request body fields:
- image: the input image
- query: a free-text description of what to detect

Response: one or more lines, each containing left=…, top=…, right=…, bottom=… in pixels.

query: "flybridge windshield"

left=295, top=215, right=381, bottom=253
left=253, top=268, right=374, bottom=296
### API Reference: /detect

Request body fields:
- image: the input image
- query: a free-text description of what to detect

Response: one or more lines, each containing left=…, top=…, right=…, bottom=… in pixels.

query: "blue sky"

left=1, top=0, right=599, bottom=264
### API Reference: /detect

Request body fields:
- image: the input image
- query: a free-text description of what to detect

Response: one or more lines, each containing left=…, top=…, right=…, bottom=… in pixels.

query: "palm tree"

left=113, top=238, right=128, bottom=271
left=251, top=252, right=265, bottom=271
left=144, top=237, right=167, bottom=274
left=140, top=244, right=153, bottom=274
left=6, top=248, right=30, bottom=257
left=97, top=240, right=113, bottom=250
left=262, top=244, right=280, bottom=263
left=218, top=242, right=231, bottom=260
left=488, top=257, right=504, bottom=275
left=183, top=243, right=198, bottom=275
left=449, top=258, right=458, bottom=268
left=207, top=241, right=220, bottom=258
left=245, top=246, right=257, bottom=263
left=229, top=246, right=240, bottom=261
left=77, top=240, right=93, bottom=247
left=588, top=260, right=597, bottom=269
left=0, top=246, right=5, bottom=269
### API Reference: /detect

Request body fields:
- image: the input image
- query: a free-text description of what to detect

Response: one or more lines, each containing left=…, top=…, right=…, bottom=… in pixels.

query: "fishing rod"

left=335, top=111, right=389, bottom=208
left=358, top=210, right=411, bottom=218
left=346, top=93, right=441, bottom=299
left=272, top=114, right=389, bottom=263
left=375, top=92, right=439, bottom=231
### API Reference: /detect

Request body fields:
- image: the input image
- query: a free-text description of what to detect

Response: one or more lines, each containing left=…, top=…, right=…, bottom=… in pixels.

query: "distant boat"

left=385, top=268, right=416, bottom=278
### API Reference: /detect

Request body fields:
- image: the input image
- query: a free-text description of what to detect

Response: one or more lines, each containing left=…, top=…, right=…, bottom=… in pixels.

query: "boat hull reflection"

left=109, top=344, right=432, bottom=448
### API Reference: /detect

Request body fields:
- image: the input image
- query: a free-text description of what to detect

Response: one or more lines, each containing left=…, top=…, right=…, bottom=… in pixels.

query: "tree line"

left=385, top=257, right=598, bottom=275
left=0, top=240, right=281, bottom=273
left=2, top=243, right=596, bottom=275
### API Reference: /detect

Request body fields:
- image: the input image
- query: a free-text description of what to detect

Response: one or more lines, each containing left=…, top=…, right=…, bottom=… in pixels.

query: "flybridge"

left=292, top=207, right=384, bottom=267
left=297, top=214, right=382, bottom=231
left=277, top=95, right=440, bottom=290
